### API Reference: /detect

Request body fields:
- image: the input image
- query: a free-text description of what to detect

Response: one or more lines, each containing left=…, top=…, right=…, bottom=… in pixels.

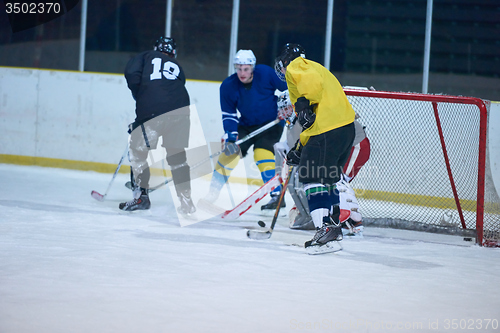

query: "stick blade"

left=246, top=229, right=272, bottom=240
left=91, top=190, right=105, bottom=202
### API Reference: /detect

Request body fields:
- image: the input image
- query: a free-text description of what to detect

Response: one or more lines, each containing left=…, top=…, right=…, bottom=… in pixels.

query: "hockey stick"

left=91, top=143, right=129, bottom=201
left=124, top=118, right=281, bottom=192
left=220, top=174, right=282, bottom=220
left=221, top=157, right=289, bottom=220
left=187, top=118, right=281, bottom=170
left=246, top=165, right=293, bottom=240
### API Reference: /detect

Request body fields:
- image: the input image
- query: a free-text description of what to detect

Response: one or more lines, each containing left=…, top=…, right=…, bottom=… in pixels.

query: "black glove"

left=286, top=149, right=301, bottom=166
left=286, top=140, right=303, bottom=166
left=295, top=97, right=316, bottom=129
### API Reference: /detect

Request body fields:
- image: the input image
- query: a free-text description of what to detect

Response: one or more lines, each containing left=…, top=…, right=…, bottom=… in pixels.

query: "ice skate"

left=177, top=190, right=196, bottom=215
left=119, top=194, right=151, bottom=211
left=260, top=193, right=286, bottom=216
left=305, top=216, right=343, bottom=254
left=305, top=217, right=343, bottom=246
left=203, top=187, right=220, bottom=204
left=197, top=188, right=225, bottom=215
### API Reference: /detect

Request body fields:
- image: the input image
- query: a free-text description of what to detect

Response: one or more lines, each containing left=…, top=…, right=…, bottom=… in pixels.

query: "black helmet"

left=274, top=43, right=306, bottom=81
left=154, top=37, right=177, bottom=58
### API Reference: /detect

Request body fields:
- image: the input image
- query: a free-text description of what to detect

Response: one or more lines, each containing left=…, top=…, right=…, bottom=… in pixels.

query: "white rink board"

left=0, top=67, right=498, bottom=193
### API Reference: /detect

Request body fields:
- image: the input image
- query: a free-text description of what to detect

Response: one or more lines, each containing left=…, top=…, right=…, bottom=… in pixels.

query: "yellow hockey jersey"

left=285, top=57, right=355, bottom=146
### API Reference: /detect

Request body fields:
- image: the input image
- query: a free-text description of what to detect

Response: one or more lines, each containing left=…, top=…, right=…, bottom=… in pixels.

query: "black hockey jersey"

left=124, top=50, right=190, bottom=123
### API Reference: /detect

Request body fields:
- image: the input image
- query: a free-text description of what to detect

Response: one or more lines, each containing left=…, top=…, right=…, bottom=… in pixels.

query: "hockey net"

left=344, top=89, right=500, bottom=247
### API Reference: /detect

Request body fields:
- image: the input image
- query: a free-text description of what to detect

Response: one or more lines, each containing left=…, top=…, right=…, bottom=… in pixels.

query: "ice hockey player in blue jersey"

left=199, top=49, right=288, bottom=212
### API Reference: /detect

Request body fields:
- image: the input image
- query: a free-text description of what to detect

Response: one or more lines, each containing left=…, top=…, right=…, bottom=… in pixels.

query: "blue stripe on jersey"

left=255, top=159, right=275, bottom=166
left=217, top=160, right=234, bottom=171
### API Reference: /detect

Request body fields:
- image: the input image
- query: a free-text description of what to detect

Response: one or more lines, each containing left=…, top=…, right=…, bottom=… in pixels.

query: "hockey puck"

left=463, top=237, right=473, bottom=242
left=258, top=221, right=266, bottom=228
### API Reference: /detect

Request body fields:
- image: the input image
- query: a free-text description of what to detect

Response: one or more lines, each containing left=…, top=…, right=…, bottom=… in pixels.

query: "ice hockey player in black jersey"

left=120, top=36, right=195, bottom=215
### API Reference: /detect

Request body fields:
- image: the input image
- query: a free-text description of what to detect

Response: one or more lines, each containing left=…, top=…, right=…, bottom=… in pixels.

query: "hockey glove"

left=286, top=140, right=303, bottom=166
left=295, top=97, right=316, bottom=129
left=286, top=149, right=301, bottom=166
left=223, top=132, right=240, bottom=156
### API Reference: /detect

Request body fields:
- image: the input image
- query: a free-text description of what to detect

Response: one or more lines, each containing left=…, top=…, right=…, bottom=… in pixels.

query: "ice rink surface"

left=1, top=164, right=499, bottom=333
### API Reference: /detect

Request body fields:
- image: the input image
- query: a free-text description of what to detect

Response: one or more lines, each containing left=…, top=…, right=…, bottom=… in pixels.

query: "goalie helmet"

left=234, top=49, right=256, bottom=68
left=277, top=90, right=295, bottom=125
left=154, top=37, right=177, bottom=58
left=277, top=90, right=291, bottom=110
left=274, top=43, right=306, bottom=81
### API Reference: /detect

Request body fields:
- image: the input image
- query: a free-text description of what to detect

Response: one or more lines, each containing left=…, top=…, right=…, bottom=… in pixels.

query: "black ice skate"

left=305, top=216, right=343, bottom=254
left=261, top=193, right=286, bottom=211
left=177, top=190, right=196, bottom=215
left=119, top=194, right=151, bottom=211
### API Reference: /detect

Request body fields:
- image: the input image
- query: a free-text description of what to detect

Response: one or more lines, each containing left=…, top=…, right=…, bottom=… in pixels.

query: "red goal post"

left=343, top=88, right=500, bottom=247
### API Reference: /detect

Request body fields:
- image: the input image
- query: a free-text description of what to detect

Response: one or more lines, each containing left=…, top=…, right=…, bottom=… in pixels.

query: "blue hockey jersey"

left=220, top=64, right=288, bottom=136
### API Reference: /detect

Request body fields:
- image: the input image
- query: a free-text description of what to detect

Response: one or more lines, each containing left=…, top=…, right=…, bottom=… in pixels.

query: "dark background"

left=0, top=0, right=498, bottom=100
